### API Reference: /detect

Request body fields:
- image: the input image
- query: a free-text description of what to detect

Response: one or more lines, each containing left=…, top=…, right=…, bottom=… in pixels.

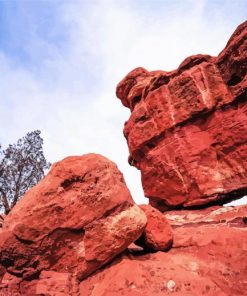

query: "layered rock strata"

left=116, top=21, right=247, bottom=210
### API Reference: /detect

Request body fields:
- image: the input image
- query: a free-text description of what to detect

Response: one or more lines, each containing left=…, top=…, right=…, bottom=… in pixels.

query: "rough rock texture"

left=0, top=271, right=78, bottom=296
left=116, top=20, right=247, bottom=210
left=1, top=22, right=247, bottom=296
left=2, top=204, right=246, bottom=295
left=80, top=204, right=247, bottom=296
left=0, top=266, right=5, bottom=285
left=0, top=154, right=146, bottom=281
left=135, top=204, right=173, bottom=251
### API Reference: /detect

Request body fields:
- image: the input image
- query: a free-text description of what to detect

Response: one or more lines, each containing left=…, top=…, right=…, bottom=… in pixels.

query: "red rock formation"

left=116, top=20, right=247, bottom=210
left=80, top=204, right=247, bottom=296
left=135, top=204, right=173, bottom=251
left=1, top=21, right=247, bottom=296
left=0, top=265, right=5, bottom=285
left=2, top=204, right=246, bottom=295
left=0, top=154, right=146, bottom=281
left=0, top=270, right=78, bottom=295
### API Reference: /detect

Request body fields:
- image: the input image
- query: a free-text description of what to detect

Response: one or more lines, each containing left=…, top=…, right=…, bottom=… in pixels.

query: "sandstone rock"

left=0, top=272, right=21, bottom=296
left=80, top=204, right=247, bottom=296
left=0, top=154, right=147, bottom=281
left=0, top=270, right=80, bottom=296
left=217, top=20, right=247, bottom=95
left=116, top=20, right=247, bottom=210
left=135, top=204, right=173, bottom=251
left=0, top=265, right=5, bottom=284
left=1, top=21, right=247, bottom=296
left=19, top=270, right=78, bottom=296
left=4, top=204, right=246, bottom=295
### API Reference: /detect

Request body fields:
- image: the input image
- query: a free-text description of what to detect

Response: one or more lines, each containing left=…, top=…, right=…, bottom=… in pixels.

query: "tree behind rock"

left=0, top=130, right=50, bottom=215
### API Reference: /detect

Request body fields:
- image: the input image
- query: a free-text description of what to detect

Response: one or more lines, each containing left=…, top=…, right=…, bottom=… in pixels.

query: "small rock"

left=167, top=279, right=176, bottom=292
left=135, top=204, right=173, bottom=251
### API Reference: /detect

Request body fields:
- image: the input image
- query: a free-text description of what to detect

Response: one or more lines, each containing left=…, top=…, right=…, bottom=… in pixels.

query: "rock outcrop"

left=116, top=20, right=247, bottom=210
left=0, top=154, right=147, bottom=281
left=1, top=21, right=247, bottom=296
left=80, top=204, right=247, bottom=296
left=1, top=204, right=246, bottom=295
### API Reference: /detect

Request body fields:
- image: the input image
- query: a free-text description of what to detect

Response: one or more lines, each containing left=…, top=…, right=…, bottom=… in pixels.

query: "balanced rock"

left=0, top=154, right=147, bottom=280
left=135, top=204, right=173, bottom=251
left=116, top=20, right=247, bottom=210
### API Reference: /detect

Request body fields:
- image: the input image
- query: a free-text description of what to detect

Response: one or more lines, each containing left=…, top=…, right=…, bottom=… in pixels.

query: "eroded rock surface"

left=0, top=154, right=146, bottom=281
left=80, top=204, right=247, bottom=296
left=1, top=21, right=246, bottom=296
left=135, top=204, right=173, bottom=251
left=2, top=204, right=246, bottom=295
left=116, top=20, right=247, bottom=210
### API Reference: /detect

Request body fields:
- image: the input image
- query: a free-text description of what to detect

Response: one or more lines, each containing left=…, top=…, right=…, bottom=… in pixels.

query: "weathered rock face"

left=80, top=204, right=247, bottom=296
left=0, top=270, right=78, bottom=296
left=116, top=21, right=247, bottom=210
left=135, top=204, right=173, bottom=251
left=1, top=21, right=246, bottom=296
left=0, top=154, right=146, bottom=281
left=1, top=204, right=246, bottom=295
left=0, top=265, right=5, bottom=284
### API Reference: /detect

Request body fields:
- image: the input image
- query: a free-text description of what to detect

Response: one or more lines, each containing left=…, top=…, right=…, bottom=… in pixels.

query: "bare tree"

left=0, top=130, right=50, bottom=215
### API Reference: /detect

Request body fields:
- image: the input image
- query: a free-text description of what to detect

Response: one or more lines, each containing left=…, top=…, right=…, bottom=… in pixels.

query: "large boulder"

left=80, top=204, right=247, bottom=296
left=0, top=154, right=146, bottom=281
left=116, top=20, right=247, bottom=210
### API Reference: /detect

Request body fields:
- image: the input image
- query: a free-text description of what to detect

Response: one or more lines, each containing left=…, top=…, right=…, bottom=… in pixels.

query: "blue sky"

left=0, top=0, right=246, bottom=204
left=0, top=1, right=68, bottom=72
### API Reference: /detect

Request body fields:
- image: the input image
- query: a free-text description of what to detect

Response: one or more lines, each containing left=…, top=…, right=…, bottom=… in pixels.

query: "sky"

left=0, top=0, right=246, bottom=205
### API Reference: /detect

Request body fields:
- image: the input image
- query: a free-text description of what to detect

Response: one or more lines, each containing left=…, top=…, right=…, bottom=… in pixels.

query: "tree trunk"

left=0, top=189, right=10, bottom=215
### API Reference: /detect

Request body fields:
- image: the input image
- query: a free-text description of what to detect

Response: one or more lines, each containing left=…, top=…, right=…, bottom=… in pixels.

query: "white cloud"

left=0, top=0, right=246, bottom=205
